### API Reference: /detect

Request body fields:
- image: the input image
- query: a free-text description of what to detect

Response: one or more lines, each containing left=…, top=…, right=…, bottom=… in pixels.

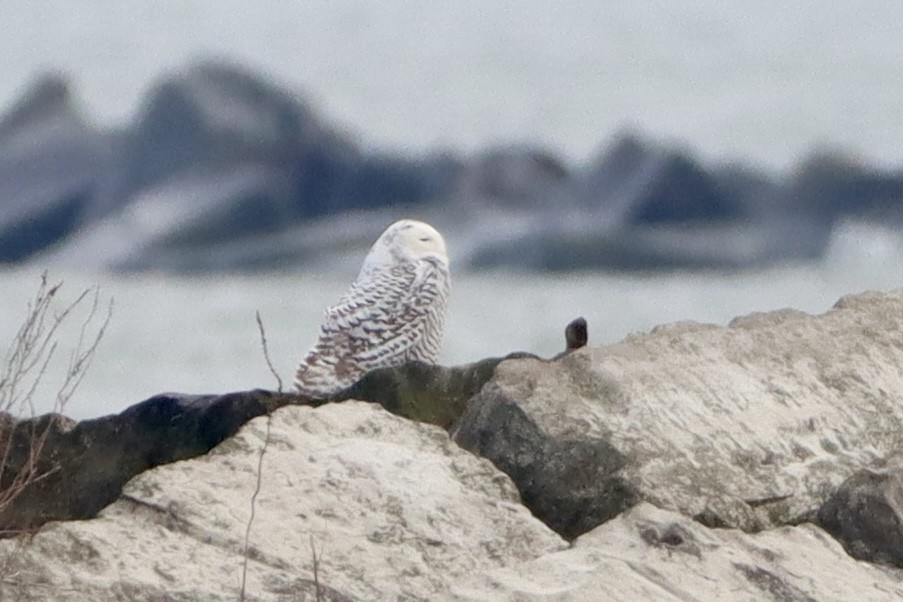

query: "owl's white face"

left=363, top=219, right=448, bottom=271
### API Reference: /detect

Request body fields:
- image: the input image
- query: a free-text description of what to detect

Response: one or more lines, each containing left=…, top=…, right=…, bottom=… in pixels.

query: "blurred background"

left=2, top=1, right=903, bottom=417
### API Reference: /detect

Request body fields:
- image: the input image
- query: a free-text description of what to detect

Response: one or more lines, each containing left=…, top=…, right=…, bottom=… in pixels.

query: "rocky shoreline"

left=2, top=61, right=903, bottom=273
left=2, top=289, right=903, bottom=598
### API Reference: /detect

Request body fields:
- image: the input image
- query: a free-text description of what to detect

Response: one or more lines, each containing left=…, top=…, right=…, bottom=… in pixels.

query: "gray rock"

left=451, top=503, right=903, bottom=601
left=818, top=456, right=903, bottom=567
left=454, top=289, right=903, bottom=538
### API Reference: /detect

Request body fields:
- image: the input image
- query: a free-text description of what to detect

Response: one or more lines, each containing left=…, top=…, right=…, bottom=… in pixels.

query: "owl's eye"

left=419, top=237, right=431, bottom=242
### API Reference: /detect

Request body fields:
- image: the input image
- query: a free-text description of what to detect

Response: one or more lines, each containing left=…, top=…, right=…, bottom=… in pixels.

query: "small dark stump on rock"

left=565, top=317, right=588, bottom=352
left=552, top=317, right=589, bottom=360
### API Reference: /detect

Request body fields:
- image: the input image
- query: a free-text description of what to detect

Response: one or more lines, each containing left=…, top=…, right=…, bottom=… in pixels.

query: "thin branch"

left=58, top=292, right=113, bottom=405
left=255, top=311, right=283, bottom=393
left=239, top=415, right=271, bottom=602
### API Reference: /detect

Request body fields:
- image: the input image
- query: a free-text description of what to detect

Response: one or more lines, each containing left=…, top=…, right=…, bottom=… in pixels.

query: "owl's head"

left=362, top=219, right=448, bottom=271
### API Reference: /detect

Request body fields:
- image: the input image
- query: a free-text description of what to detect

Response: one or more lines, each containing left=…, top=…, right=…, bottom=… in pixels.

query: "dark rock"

left=582, top=133, right=745, bottom=225
left=90, top=60, right=365, bottom=235
left=114, top=62, right=355, bottom=201
left=453, top=384, right=638, bottom=540
left=339, top=356, right=513, bottom=430
left=0, top=75, right=74, bottom=139
left=455, top=146, right=569, bottom=205
left=110, top=61, right=453, bottom=222
left=710, top=163, right=780, bottom=217
left=564, top=317, right=588, bottom=352
left=53, top=61, right=457, bottom=272
left=786, top=152, right=903, bottom=221
left=0, top=389, right=295, bottom=534
left=332, top=154, right=461, bottom=215
left=0, top=74, right=113, bottom=262
left=465, top=135, right=793, bottom=271
left=817, top=461, right=903, bottom=567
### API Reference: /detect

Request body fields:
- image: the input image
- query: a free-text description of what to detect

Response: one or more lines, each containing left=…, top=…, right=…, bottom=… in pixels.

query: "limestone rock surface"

left=0, top=403, right=564, bottom=600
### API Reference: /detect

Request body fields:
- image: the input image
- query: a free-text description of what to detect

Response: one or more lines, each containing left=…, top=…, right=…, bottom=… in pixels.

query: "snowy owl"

left=294, top=219, right=451, bottom=397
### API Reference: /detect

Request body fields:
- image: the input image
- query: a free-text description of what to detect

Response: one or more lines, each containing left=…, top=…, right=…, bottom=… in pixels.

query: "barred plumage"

left=294, top=220, right=450, bottom=397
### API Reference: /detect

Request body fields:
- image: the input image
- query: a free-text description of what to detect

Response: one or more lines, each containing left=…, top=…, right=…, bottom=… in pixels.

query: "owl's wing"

left=294, top=263, right=442, bottom=395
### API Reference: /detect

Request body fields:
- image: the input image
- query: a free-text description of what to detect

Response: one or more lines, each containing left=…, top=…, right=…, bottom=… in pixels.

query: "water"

left=2, top=1, right=902, bottom=170
left=3, top=222, right=903, bottom=419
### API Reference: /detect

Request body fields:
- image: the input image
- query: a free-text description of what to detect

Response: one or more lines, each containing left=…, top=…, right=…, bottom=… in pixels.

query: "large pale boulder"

left=0, top=403, right=564, bottom=600
left=454, top=289, right=903, bottom=537
left=452, top=503, right=903, bottom=601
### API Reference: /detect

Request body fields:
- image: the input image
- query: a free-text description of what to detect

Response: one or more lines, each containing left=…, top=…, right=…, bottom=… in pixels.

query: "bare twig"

left=310, top=534, right=323, bottom=602
left=0, top=273, right=112, bottom=592
left=255, top=311, right=283, bottom=393
left=238, top=415, right=271, bottom=602
left=0, top=275, right=112, bottom=517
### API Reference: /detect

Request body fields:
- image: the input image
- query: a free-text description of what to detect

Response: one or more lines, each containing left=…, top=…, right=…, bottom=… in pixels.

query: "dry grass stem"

left=255, top=311, right=283, bottom=393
